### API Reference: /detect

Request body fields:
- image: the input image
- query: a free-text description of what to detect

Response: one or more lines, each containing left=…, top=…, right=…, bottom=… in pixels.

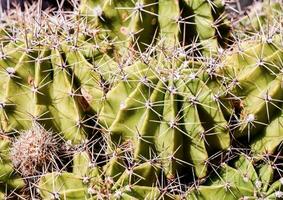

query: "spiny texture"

left=98, top=45, right=231, bottom=179
left=37, top=149, right=283, bottom=199
left=188, top=153, right=283, bottom=199
left=0, top=17, right=116, bottom=144
left=80, top=0, right=231, bottom=55
left=2, top=0, right=283, bottom=199
left=10, top=123, right=59, bottom=176
left=0, top=135, right=25, bottom=197
left=219, top=34, right=283, bottom=154
left=38, top=151, right=172, bottom=199
left=234, top=0, right=283, bottom=36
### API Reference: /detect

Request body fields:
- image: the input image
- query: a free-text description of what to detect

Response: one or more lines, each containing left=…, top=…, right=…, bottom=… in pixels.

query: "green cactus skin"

left=251, top=110, right=283, bottom=155
left=38, top=150, right=172, bottom=200
left=39, top=151, right=283, bottom=200
left=187, top=153, right=283, bottom=200
left=80, top=0, right=230, bottom=55
left=97, top=51, right=231, bottom=179
left=0, top=33, right=112, bottom=145
left=219, top=34, right=283, bottom=154
left=39, top=172, right=91, bottom=200
left=39, top=171, right=165, bottom=200
left=3, top=1, right=283, bottom=199
left=0, top=136, right=25, bottom=193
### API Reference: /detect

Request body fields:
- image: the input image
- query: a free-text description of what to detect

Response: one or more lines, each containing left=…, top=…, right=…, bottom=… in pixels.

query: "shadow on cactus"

left=38, top=150, right=172, bottom=199
left=219, top=34, right=283, bottom=154
left=97, top=43, right=232, bottom=180
left=80, top=0, right=231, bottom=55
left=188, top=152, right=283, bottom=199
left=0, top=135, right=25, bottom=198
left=0, top=24, right=114, bottom=145
left=1, top=0, right=283, bottom=199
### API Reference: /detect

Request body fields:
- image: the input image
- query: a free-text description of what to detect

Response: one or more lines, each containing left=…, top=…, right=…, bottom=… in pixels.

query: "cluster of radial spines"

left=35, top=141, right=196, bottom=199
left=10, top=123, right=60, bottom=177
left=96, top=48, right=234, bottom=187
left=0, top=15, right=117, bottom=143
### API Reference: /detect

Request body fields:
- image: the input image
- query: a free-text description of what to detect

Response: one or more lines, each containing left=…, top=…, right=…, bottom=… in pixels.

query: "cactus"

left=0, top=135, right=25, bottom=196
left=187, top=153, right=283, bottom=199
left=2, top=0, right=283, bottom=199
left=10, top=123, right=59, bottom=176
left=97, top=46, right=231, bottom=179
left=219, top=34, right=283, bottom=154
left=235, top=0, right=283, bottom=36
left=38, top=150, right=173, bottom=199
left=38, top=151, right=283, bottom=199
left=80, top=0, right=231, bottom=55
left=0, top=22, right=112, bottom=144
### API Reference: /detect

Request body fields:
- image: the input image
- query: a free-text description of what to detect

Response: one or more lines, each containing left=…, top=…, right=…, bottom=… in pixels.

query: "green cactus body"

left=39, top=152, right=283, bottom=199
left=3, top=0, right=283, bottom=199
left=39, top=150, right=169, bottom=200
left=98, top=53, right=230, bottom=179
left=236, top=1, right=283, bottom=36
left=80, top=0, right=159, bottom=54
left=80, top=0, right=230, bottom=55
left=0, top=136, right=25, bottom=192
left=187, top=154, right=283, bottom=200
left=39, top=172, right=91, bottom=200
left=220, top=35, right=283, bottom=151
left=252, top=109, right=283, bottom=154
left=0, top=34, right=111, bottom=144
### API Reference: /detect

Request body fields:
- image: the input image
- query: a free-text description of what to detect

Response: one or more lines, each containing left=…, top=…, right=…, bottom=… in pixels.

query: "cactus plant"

left=80, top=0, right=231, bottom=55
left=97, top=45, right=232, bottom=179
left=38, top=150, right=172, bottom=199
left=0, top=135, right=25, bottom=196
left=38, top=150, right=283, bottom=199
left=1, top=0, right=283, bottom=199
left=187, top=153, right=283, bottom=199
left=0, top=21, right=113, bottom=144
left=218, top=34, right=283, bottom=154
left=234, top=0, right=283, bottom=36
left=10, top=123, right=59, bottom=176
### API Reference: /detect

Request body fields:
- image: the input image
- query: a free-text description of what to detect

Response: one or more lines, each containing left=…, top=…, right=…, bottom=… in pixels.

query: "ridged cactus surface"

left=98, top=50, right=231, bottom=179
left=0, top=30, right=110, bottom=144
left=188, top=153, right=283, bottom=199
left=235, top=0, right=283, bottom=36
left=38, top=151, right=167, bottom=199
left=0, top=136, right=25, bottom=195
left=219, top=34, right=283, bottom=154
left=0, top=0, right=283, bottom=199
left=80, top=0, right=231, bottom=55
